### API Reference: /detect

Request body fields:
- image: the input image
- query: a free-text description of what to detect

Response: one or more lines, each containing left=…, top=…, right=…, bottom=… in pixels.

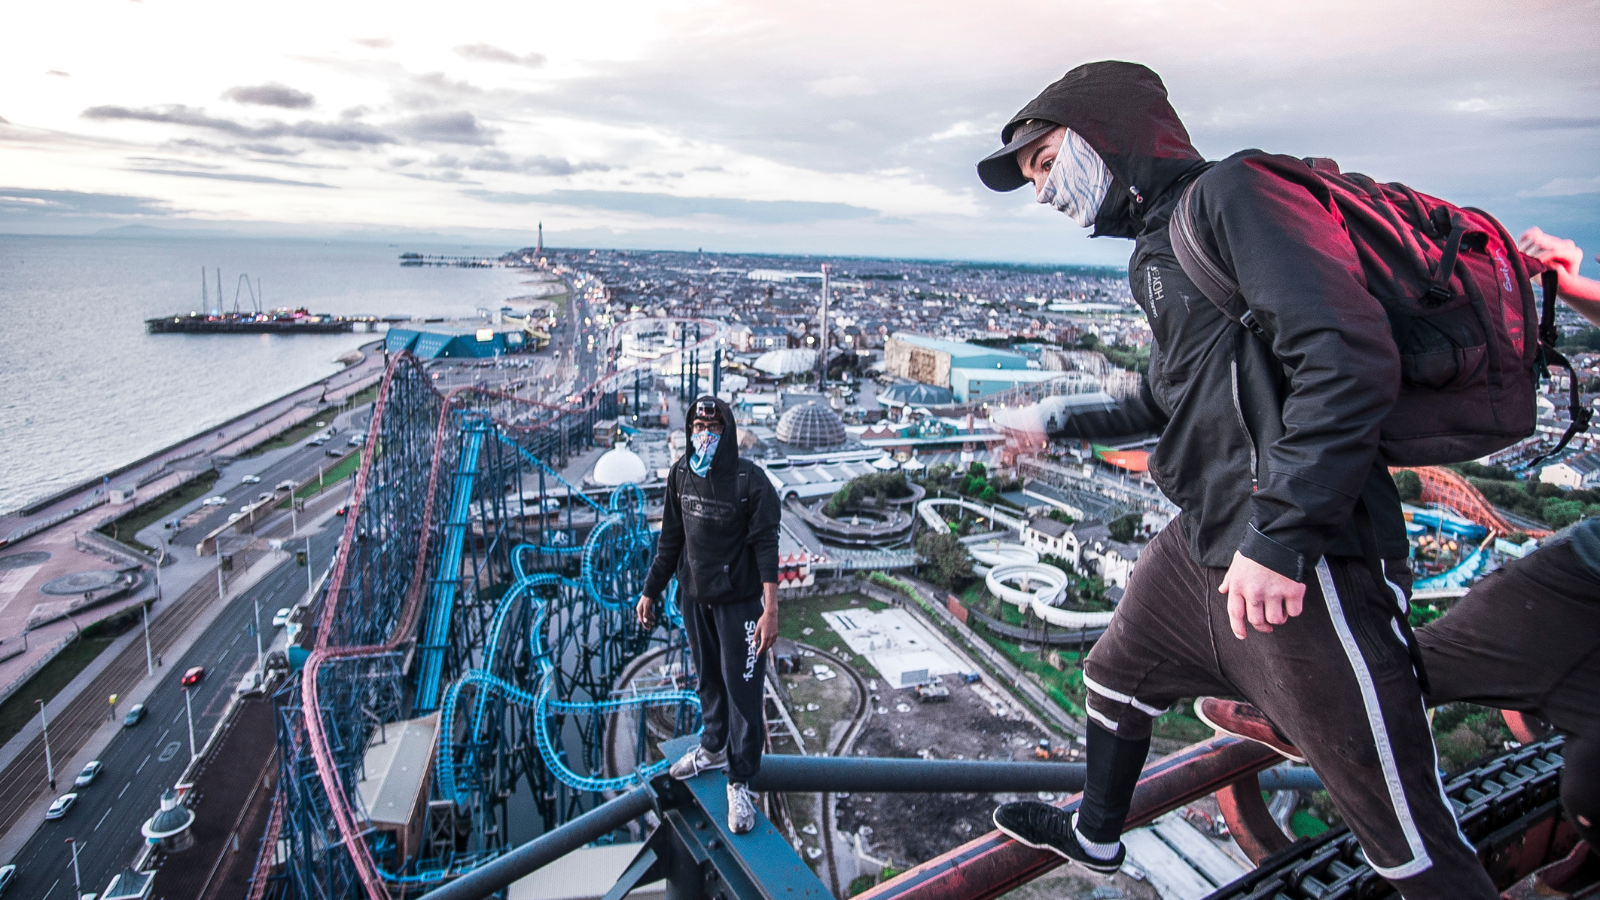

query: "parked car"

left=276, top=480, right=297, bottom=492
left=306, top=438, right=326, bottom=447
left=236, top=671, right=264, bottom=696
left=181, top=666, right=205, bottom=687
left=272, top=608, right=291, bottom=628
left=325, top=447, right=344, bottom=458
left=241, top=475, right=261, bottom=484
left=346, top=434, right=365, bottom=446
left=258, top=492, right=274, bottom=503
left=202, top=496, right=228, bottom=507
left=123, top=703, right=146, bottom=726
left=44, top=793, right=76, bottom=820
left=74, top=760, right=103, bottom=788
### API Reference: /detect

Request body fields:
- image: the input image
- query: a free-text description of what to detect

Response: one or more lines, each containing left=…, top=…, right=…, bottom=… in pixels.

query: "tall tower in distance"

left=816, top=263, right=830, bottom=392
left=537, top=221, right=544, bottom=256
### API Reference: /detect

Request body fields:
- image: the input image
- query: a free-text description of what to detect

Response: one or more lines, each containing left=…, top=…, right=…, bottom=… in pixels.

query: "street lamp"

left=65, top=837, right=82, bottom=897
left=184, top=685, right=197, bottom=763
left=253, top=595, right=263, bottom=674
left=36, top=699, right=54, bottom=791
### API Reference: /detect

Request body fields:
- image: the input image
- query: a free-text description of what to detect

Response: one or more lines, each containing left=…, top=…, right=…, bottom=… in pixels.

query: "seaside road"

left=0, top=520, right=344, bottom=899
left=171, top=440, right=361, bottom=549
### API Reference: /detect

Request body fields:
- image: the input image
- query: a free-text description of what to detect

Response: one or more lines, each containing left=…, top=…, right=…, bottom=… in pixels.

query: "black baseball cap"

left=976, top=117, right=1060, bottom=193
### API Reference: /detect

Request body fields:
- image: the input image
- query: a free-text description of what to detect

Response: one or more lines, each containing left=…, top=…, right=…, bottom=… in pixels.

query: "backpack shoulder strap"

left=1171, top=178, right=1270, bottom=341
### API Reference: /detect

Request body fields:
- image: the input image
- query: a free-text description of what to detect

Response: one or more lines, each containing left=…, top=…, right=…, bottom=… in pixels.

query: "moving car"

left=272, top=608, right=291, bottom=628
left=202, top=496, right=228, bottom=507
left=346, top=434, right=365, bottom=446
left=258, top=492, right=274, bottom=503
left=44, top=793, right=76, bottom=820
left=0, top=863, right=16, bottom=895
left=123, top=704, right=146, bottom=726
left=74, top=760, right=102, bottom=788
left=307, top=437, right=326, bottom=447
left=241, top=475, right=261, bottom=484
left=276, top=480, right=297, bottom=492
left=325, top=447, right=344, bottom=458
left=181, top=666, right=205, bottom=687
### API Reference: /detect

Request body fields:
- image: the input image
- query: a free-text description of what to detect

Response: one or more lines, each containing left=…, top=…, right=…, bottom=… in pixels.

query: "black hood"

left=980, top=61, right=1207, bottom=238
left=684, top=395, right=740, bottom=476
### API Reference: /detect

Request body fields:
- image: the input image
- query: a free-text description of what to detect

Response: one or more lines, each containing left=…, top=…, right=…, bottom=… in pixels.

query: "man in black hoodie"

left=637, top=395, right=781, bottom=834
left=975, top=63, right=1496, bottom=897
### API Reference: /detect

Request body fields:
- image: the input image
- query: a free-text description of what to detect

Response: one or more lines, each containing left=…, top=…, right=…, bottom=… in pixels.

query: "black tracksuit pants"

left=684, top=595, right=767, bottom=783
left=1418, top=536, right=1600, bottom=846
left=1081, top=519, right=1495, bottom=899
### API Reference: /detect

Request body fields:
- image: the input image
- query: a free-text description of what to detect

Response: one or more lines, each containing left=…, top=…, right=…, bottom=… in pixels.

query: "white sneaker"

left=669, top=745, right=727, bottom=780
left=727, top=782, right=757, bottom=834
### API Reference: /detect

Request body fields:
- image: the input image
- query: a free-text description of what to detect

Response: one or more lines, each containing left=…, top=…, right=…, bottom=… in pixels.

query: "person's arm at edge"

left=1052, top=375, right=1168, bottom=438
left=1518, top=228, right=1600, bottom=328
left=637, top=467, right=685, bottom=626
left=748, top=463, right=782, bottom=653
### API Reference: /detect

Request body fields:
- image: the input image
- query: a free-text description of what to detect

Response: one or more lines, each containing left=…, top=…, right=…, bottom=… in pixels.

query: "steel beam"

left=851, top=735, right=1281, bottom=900
left=417, top=786, right=656, bottom=900
left=750, top=755, right=1086, bottom=795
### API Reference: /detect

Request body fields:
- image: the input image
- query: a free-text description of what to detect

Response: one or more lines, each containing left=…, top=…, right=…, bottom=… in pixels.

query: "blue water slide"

left=415, top=419, right=487, bottom=711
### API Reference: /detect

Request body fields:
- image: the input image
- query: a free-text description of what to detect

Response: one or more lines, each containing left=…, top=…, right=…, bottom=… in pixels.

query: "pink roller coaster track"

left=251, top=330, right=717, bottom=900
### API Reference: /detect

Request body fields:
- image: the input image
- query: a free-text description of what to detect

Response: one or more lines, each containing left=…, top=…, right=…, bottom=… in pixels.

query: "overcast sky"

left=2, top=0, right=1597, bottom=266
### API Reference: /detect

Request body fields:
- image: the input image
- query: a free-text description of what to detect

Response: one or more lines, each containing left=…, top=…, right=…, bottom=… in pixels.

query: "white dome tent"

left=591, top=443, right=649, bottom=486
left=753, top=348, right=817, bottom=377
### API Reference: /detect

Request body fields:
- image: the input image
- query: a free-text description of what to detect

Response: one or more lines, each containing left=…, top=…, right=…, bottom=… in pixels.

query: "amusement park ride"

left=246, top=349, right=1583, bottom=900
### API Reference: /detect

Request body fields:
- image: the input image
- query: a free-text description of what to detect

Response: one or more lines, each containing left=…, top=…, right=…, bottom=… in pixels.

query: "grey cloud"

left=352, top=36, right=393, bottom=49
left=222, top=83, right=315, bottom=109
left=0, top=186, right=173, bottom=217
left=462, top=189, right=875, bottom=224
left=46, top=70, right=70, bottom=77
left=393, top=110, right=495, bottom=145
left=81, top=104, right=395, bottom=145
left=128, top=166, right=337, bottom=188
left=1509, top=115, right=1600, bottom=130
left=438, top=149, right=607, bottom=176
left=454, top=43, right=546, bottom=68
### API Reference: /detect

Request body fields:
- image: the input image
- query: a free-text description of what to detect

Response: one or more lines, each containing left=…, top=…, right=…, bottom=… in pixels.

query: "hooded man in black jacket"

left=637, top=395, right=781, bottom=835
left=976, top=62, right=1496, bottom=897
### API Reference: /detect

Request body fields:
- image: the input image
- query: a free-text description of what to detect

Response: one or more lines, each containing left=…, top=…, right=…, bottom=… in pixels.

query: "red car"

left=181, top=666, right=205, bottom=687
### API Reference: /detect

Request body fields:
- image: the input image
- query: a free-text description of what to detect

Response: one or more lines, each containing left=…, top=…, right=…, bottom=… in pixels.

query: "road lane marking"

left=119, top=781, right=131, bottom=799
left=136, top=754, right=151, bottom=774
left=230, top=633, right=241, bottom=647
left=158, top=728, right=170, bottom=744
left=174, top=708, right=184, bottom=723
left=44, top=877, right=58, bottom=899
left=95, top=807, right=112, bottom=831
left=158, top=741, right=181, bottom=763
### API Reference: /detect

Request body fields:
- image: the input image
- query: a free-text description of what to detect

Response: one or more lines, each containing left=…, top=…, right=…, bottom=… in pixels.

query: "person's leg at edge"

left=684, top=599, right=729, bottom=756
left=715, top=596, right=768, bottom=783
left=1563, top=734, right=1599, bottom=847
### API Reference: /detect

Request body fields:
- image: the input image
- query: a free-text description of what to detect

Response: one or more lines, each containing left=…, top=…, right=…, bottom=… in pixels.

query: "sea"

left=0, top=233, right=530, bottom=513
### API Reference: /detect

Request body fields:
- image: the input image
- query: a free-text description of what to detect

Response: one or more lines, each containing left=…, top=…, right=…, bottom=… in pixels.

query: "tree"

left=1108, top=512, right=1143, bottom=543
left=1393, top=469, right=1423, bottom=502
left=917, top=531, right=974, bottom=588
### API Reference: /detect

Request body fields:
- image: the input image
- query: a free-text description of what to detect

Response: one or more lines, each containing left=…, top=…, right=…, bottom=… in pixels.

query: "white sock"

left=1072, top=812, right=1120, bottom=861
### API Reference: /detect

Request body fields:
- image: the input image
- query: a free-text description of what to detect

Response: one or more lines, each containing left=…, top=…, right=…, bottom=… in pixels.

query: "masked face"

left=1033, top=127, right=1112, bottom=229
left=690, top=431, right=719, bottom=477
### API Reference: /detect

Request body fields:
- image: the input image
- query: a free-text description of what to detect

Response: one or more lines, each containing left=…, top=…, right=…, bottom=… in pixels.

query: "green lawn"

left=97, top=469, right=220, bottom=553
left=779, top=592, right=888, bottom=683
left=0, top=608, right=143, bottom=748
left=278, top=451, right=363, bottom=507
left=246, top=408, right=337, bottom=457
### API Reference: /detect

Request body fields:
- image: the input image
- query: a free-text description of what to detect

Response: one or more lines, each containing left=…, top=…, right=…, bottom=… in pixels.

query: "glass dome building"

left=775, top=402, right=847, bottom=450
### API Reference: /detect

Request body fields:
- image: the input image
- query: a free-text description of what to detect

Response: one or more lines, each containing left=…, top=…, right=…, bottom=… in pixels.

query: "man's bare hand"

left=1518, top=227, right=1585, bottom=284
left=1219, top=551, right=1306, bottom=639
left=635, top=595, right=654, bottom=629
left=754, top=609, right=779, bottom=655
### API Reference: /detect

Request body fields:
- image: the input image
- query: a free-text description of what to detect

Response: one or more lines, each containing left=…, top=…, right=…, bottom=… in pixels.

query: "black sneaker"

left=992, top=802, right=1124, bottom=874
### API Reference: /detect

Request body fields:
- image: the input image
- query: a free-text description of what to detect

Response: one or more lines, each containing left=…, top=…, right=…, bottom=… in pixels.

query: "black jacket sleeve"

left=1192, top=156, right=1401, bottom=581
left=642, top=465, right=685, bottom=600
left=744, top=462, right=782, bottom=586
left=1051, top=376, right=1168, bottom=438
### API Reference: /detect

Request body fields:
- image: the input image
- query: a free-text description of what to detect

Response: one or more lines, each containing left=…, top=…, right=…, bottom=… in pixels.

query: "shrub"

left=823, top=471, right=911, bottom=517
left=917, top=531, right=974, bottom=589
left=1108, top=512, right=1143, bottom=543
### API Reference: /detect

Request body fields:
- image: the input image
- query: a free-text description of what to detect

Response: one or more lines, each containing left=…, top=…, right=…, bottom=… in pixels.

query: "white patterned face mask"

left=1036, top=128, right=1112, bottom=228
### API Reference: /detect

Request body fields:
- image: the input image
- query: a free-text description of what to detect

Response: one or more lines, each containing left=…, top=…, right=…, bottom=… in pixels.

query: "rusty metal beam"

left=851, top=735, right=1281, bottom=900
left=1215, top=771, right=1292, bottom=864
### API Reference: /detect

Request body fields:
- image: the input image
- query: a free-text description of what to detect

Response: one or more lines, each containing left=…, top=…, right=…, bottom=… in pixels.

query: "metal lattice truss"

left=252, top=352, right=701, bottom=900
